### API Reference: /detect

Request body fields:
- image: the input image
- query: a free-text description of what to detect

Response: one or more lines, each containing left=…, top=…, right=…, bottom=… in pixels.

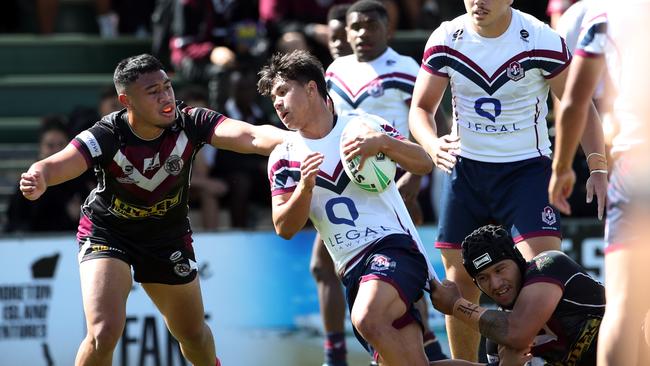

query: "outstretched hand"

left=429, top=279, right=462, bottom=315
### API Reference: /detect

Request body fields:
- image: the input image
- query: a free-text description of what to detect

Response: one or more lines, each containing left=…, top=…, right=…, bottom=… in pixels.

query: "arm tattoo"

left=456, top=302, right=482, bottom=318
left=478, top=310, right=511, bottom=346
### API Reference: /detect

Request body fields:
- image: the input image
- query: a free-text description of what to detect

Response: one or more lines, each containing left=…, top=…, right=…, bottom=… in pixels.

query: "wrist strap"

left=586, top=152, right=606, bottom=161
left=590, top=169, right=608, bottom=175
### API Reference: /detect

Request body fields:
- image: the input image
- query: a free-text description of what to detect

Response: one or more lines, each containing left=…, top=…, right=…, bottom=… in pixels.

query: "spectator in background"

left=4, top=117, right=88, bottom=233
left=176, top=85, right=229, bottom=230
left=210, top=67, right=274, bottom=228
left=327, top=4, right=353, bottom=59
left=259, top=0, right=354, bottom=66
left=170, top=0, right=267, bottom=111
left=34, top=0, right=153, bottom=37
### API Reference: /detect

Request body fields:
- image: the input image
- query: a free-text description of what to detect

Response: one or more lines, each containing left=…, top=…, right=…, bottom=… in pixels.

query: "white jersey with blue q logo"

left=267, top=113, right=431, bottom=276
left=422, top=9, right=571, bottom=162
left=326, top=47, right=419, bottom=136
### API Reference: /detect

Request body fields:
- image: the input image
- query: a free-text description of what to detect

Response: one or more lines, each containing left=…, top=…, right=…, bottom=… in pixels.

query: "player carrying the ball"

left=259, top=50, right=436, bottom=366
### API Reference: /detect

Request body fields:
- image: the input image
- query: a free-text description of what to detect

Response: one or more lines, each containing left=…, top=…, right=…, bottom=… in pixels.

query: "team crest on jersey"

left=174, top=263, right=192, bottom=277
left=369, top=254, right=396, bottom=272
left=541, top=206, right=557, bottom=226
left=368, top=79, right=384, bottom=97
left=164, top=155, right=184, bottom=175
left=507, top=61, right=525, bottom=81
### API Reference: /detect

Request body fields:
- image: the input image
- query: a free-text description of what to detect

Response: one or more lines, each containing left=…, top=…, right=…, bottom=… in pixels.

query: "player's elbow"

left=274, top=223, right=297, bottom=240
left=502, top=331, right=535, bottom=350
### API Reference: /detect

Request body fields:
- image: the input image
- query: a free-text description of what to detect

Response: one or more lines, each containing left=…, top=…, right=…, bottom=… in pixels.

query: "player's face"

left=328, top=19, right=352, bottom=59
left=464, top=0, right=513, bottom=37
left=270, top=79, right=311, bottom=131
left=346, top=10, right=389, bottom=62
left=123, top=70, right=177, bottom=129
left=475, top=259, right=522, bottom=308
left=39, top=130, right=68, bottom=159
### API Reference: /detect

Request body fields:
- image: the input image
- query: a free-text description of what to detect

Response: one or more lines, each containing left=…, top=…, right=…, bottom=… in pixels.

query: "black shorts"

left=342, top=233, right=428, bottom=354
left=76, top=215, right=197, bottom=284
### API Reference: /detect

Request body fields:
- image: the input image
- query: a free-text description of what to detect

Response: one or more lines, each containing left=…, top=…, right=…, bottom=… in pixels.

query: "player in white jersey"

left=549, top=1, right=650, bottom=365
left=409, top=0, right=608, bottom=361
left=259, top=50, right=436, bottom=366
left=311, top=2, right=445, bottom=365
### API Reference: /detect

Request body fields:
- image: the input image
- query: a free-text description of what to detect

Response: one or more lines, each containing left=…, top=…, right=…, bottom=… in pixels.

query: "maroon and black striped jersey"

left=72, top=102, right=225, bottom=243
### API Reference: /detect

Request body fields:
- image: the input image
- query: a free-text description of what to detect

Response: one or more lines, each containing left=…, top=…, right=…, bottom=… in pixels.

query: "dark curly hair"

left=257, top=50, right=328, bottom=101
left=113, top=54, right=165, bottom=93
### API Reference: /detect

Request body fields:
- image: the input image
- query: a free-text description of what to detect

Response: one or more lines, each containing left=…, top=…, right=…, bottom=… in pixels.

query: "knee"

left=310, top=259, right=337, bottom=284
left=85, top=320, right=124, bottom=354
left=172, top=322, right=209, bottom=345
left=351, top=308, right=384, bottom=344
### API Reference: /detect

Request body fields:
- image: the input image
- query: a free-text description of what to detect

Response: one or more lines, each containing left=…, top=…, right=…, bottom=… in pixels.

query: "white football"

left=340, top=115, right=397, bottom=193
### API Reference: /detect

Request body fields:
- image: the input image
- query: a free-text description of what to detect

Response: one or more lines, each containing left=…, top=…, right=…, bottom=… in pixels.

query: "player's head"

left=463, top=0, right=513, bottom=34
left=258, top=51, right=327, bottom=130
left=346, top=0, right=390, bottom=62
left=39, top=116, right=70, bottom=159
left=461, top=225, right=527, bottom=308
left=113, top=54, right=176, bottom=128
left=327, top=4, right=353, bottom=59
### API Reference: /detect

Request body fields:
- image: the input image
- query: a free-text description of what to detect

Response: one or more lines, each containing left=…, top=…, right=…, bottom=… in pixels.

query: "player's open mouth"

left=162, top=106, right=174, bottom=115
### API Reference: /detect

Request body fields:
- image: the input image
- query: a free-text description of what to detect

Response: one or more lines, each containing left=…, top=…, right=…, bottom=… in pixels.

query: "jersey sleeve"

left=420, top=22, right=452, bottom=77
left=523, top=251, right=581, bottom=290
left=533, top=24, right=572, bottom=79
left=71, top=119, right=117, bottom=168
left=575, top=12, right=608, bottom=58
left=267, top=143, right=301, bottom=196
left=182, top=106, right=227, bottom=145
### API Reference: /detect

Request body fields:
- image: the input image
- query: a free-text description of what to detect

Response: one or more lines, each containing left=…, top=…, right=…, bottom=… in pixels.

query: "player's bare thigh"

left=516, top=236, right=561, bottom=261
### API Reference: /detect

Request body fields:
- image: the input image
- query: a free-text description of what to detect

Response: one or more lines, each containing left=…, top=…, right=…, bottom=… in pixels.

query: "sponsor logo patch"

left=169, top=251, right=183, bottom=262
left=78, top=130, right=102, bottom=157
left=108, top=190, right=182, bottom=219
left=473, top=253, right=492, bottom=270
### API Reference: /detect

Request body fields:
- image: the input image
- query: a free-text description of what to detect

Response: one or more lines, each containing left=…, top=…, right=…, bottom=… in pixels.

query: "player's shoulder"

left=269, top=132, right=300, bottom=159
left=515, top=8, right=562, bottom=42
left=425, top=14, right=467, bottom=47
left=385, top=48, right=419, bottom=70
left=527, top=250, right=580, bottom=276
left=326, top=54, right=356, bottom=73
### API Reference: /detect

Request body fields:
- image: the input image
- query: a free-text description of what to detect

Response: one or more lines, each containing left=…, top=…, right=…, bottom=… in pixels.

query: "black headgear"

left=461, top=225, right=527, bottom=279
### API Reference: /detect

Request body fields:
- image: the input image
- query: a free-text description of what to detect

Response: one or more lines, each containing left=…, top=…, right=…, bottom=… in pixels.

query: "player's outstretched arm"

left=20, top=144, right=89, bottom=201
left=549, top=57, right=608, bottom=218
left=409, top=69, right=459, bottom=174
left=429, top=279, right=562, bottom=350
left=211, top=118, right=287, bottom=156
left=271, top=152, right=323, bottom=239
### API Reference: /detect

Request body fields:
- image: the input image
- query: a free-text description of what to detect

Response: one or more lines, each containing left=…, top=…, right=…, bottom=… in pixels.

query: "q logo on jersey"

left=474, top=97, right=502, bottom=123
left=325, top=197, right=359, bottom=227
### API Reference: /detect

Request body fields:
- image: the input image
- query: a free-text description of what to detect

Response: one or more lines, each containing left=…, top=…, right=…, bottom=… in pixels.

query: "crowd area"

left=2, top=0, right=595, bottom=233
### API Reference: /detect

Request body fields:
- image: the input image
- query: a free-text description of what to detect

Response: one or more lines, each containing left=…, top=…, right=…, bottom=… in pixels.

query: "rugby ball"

left=340, top=115, right=397, bottom=193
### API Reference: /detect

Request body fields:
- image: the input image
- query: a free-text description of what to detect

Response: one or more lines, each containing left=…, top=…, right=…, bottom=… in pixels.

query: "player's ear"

left=118, top=93, right=130, bottom=109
